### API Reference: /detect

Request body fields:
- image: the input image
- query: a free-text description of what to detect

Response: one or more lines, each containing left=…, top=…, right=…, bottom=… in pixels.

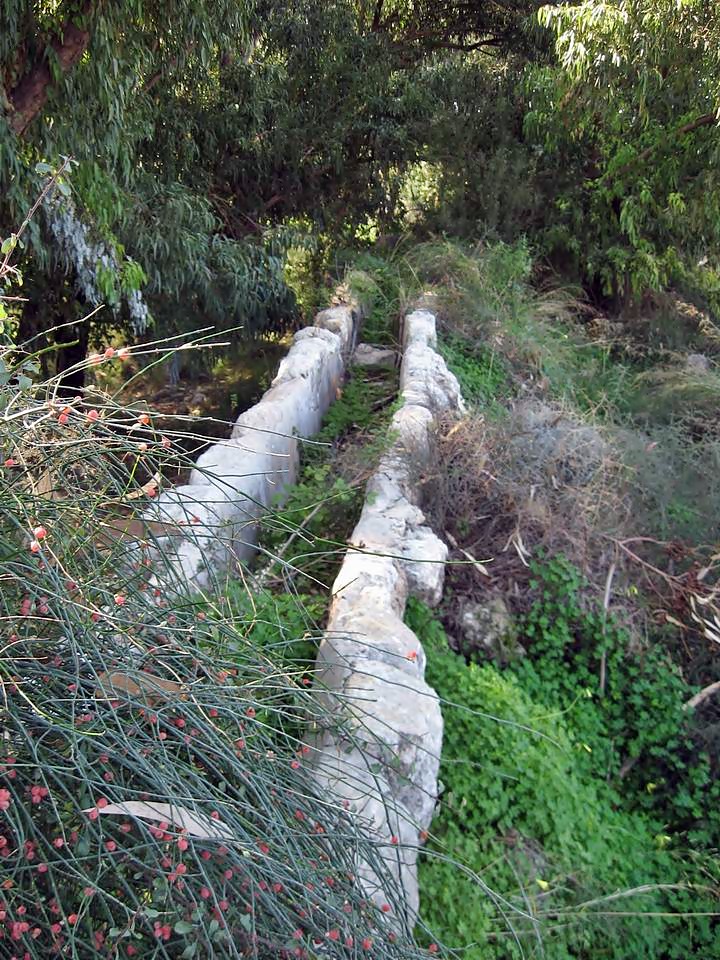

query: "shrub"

left=513, top=556, right=720, bottom=847
left=406, top=598, right=720, bottom=959
left=0, top=336, right=432, bottom=960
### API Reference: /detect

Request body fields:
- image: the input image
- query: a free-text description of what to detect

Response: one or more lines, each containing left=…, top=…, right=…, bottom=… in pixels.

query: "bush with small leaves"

left=0, top=338, right=438, bottom=960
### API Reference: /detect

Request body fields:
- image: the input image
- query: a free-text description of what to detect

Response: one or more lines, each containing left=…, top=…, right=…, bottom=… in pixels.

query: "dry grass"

left=423, top=400, right=720, bottom=677
left=628, top=364, right=720, bottom=436
left=352, top=239, right=720, bottom=671
left=423, top=402, right=628, bottom=639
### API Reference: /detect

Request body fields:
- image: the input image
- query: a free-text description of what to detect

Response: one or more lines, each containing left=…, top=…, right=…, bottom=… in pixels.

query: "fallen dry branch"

left=684, top=680, right=720, bottom=712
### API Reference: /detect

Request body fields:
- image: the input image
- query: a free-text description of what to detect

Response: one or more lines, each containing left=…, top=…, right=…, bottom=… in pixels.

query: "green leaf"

left=174, top=920, right=195, bottom=935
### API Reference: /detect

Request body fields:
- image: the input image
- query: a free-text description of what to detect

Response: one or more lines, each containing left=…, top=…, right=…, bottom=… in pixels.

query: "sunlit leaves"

left=527, top=0, right=720, bottom=306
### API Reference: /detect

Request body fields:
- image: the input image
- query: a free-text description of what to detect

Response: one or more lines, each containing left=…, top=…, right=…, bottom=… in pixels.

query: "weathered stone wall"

left=144, top=298, right=463, bottom=926
left=145, top=304, right=362, bottom=589
left=310, top=308, right=464, bottom=928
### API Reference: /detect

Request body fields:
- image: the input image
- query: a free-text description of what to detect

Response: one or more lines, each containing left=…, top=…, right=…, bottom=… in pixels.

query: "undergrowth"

left=345, top=252, right=407, bottom=346
left=513, top=556, right=720, bottom=846
left=256, top=364, right=399, bottom=592
left=437, top=336, right=509, bottom=414
left=406, top=598, right=720, bottom=960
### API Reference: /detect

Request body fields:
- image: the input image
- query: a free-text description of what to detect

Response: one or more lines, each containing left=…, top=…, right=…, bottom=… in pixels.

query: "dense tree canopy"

left=1, top=0, right=720, bottom=371
left=1, top=0, right=289, bottom=369
left=358, top=0, right=542, bottom=55
left=525, top=0, right=720, bottom=309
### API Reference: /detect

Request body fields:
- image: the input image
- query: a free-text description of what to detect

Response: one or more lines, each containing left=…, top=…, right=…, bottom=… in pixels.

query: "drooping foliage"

left=0, top=0, right=297, bottom=364
left=525, top=0, right=720, bottom=309
left=4, top=0, right=720, bottom=360
left=354, top=0, right=543, bottom=58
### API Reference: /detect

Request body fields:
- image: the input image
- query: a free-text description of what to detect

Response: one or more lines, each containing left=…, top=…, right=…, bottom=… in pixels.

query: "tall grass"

left=0, top=331, right=433, bottom=959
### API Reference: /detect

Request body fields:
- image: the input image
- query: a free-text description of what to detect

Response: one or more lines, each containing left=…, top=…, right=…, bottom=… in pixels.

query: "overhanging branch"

left=8, top=2, right=94, bottom=137
left=603, top=113, right=717, bottom=183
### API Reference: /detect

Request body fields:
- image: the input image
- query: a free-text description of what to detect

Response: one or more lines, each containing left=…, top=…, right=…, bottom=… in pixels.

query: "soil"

left=95, top=336, right=291, bottom=481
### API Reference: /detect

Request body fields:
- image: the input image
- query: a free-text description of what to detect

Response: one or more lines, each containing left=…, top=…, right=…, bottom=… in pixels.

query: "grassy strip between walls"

left=206, top=356, right=400, bottom=679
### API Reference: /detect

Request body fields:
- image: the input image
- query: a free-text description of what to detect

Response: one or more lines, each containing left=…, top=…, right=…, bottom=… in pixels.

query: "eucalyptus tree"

left=0, top=0, right=550, bottom=378
left=525, top=0, right=720, bottom=310
left=0, top=0, right=295, bottom=374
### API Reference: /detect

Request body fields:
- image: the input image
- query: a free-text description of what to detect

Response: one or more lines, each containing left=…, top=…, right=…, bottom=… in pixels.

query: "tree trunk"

left=8, top=3, right=93, bottom=136
left=55, top=315, right=89, bottom=394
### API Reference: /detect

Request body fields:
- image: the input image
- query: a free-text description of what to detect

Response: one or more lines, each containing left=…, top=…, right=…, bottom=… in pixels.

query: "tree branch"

left=8, top=2, right=94, bottom=136
left=684, top=679, right=720, bottom=712
left=371, top=0, right=386, bottom=32
left=424, top=36, right=506, bottom=51
left=604, top=113, right=717, bottom=182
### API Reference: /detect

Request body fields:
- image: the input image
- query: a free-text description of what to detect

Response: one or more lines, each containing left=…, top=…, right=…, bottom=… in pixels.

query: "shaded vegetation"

left=4, top=1, right=719, bottom=377
left=408, top=597, right=720, bottom=960
left=3, top=1, right=720, bottom=957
